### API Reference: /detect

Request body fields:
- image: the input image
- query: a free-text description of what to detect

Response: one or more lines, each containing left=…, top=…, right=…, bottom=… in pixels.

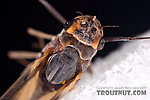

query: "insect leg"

left=27, top=28, right=55, bottom=40
left=27, top=28, right=56, bottom=49
left=8, top=51, right=41, bottom=59
left=32, top=37, right=45, bottom=49
left=8, top=51, right=41, bottom=66
left=38, top=0, right=66, bottom=24
left=8, top=28, right=55, bottom=66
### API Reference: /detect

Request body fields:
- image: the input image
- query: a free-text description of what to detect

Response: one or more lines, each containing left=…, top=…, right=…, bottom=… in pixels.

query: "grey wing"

left=45, top=47, right=79, bottom=84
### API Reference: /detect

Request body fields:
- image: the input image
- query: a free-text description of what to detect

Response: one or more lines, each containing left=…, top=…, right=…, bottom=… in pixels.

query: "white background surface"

left=62, top=30, right=150, bottom=100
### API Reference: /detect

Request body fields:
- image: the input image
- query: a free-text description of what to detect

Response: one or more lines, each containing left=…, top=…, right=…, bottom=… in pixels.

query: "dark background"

left=1, top=0, right=150, bottom=96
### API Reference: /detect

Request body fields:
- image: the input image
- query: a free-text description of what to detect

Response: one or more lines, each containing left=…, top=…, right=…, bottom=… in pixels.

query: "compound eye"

left=64, top=20, right=73, bottom=30
left=80, top=22, right=88, bottom=28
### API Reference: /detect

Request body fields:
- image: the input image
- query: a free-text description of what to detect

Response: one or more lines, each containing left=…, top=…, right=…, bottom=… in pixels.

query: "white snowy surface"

left=62, top=30, right=150, bottom=100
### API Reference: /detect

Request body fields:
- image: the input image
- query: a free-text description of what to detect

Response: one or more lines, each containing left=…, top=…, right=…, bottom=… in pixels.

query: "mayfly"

left=1, top=0, right=150, bottom=100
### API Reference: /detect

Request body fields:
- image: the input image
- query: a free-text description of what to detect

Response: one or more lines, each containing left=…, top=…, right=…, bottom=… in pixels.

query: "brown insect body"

left=1, top=0, right=150, bottom=99
left=2, top=9, right=150, bottom=99
left=37, top=15, right=103, bottom=98
left=41, top=15, right=102, bottom=85
left=43, top=15, right=102, bottom=84
left=1, top=15, right=103, bottom=100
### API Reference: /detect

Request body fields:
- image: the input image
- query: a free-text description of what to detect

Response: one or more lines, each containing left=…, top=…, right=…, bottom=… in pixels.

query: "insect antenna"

left=39, top=0, right=66, bottom=24
left=102, top=25, right=150, bottom=42
left=76, top=11, right=83, bottom=16
left=102, top=25, right=119, bottom=28
left=103, top=36, right=150, bottom=43
left=97, top=36, right=150, bottom=50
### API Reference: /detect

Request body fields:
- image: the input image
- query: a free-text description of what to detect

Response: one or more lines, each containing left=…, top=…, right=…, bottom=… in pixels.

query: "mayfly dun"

left=1, top=0, right=150, bottom=100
